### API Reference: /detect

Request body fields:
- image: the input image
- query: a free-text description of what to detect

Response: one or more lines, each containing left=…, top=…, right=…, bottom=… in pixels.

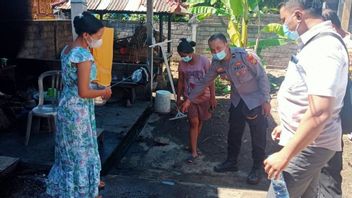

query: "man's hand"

left=264, top=151, right=290, bottom=180
left=271, top=125, right=282, bottom=141
left=181, top=99, right=191, bottom=113
left=262, top=101, right=271, bottom=117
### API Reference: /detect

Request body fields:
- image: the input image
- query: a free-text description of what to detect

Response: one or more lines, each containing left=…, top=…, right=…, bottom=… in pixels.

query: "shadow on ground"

left=107, top=97, right=281, bottom=197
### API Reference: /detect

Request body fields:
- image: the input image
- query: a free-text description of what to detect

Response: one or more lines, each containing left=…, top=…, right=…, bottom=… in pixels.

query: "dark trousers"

left=319, top=151, right=343, bottom=197
left=227, top=100, right=267, bottom=168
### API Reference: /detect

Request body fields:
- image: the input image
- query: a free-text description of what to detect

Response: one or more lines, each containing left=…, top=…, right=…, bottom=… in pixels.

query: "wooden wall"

left=31, top=0, right=56, bottom=20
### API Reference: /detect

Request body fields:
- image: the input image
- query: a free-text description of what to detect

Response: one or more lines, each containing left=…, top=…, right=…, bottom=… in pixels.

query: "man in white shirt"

left=264, top=0, right=349, bottom=197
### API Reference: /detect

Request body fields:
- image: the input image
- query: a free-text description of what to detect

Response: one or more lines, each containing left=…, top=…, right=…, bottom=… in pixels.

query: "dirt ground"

left=112, top=68, right=352, bottom=197
left=1, top=69, right=352, bottom=197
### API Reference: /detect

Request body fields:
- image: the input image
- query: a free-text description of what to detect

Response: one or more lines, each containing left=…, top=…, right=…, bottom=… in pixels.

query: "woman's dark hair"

left=177, top=38, right=196, bottom=54
left=73, top=11, right=104, bottom=36
left=208, top=33, right=227, bottom=44
left=322, top=9, right=341, bottom=29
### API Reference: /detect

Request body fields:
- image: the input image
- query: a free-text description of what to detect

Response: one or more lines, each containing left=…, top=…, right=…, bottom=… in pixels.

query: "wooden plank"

left=341, top=0, right=352, bottom=31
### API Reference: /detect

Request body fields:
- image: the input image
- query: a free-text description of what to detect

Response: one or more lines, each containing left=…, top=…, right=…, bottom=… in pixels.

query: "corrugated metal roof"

left=104, top=0, right=129, bottom=12
left=58, top=0, right=188, bottom=14
left=88, top=0, right=101, bottom=10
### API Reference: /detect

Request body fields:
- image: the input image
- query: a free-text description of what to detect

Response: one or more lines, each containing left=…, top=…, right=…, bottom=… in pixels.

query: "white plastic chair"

left=25, top=70, right=62, bottom=145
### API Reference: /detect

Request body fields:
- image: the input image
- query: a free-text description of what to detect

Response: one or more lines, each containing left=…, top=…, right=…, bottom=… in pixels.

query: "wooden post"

left=341, top=0, right=352, bottom=31
left=168, top=14, right=171, bottom=53
left=159, top=14, right=163, bottom=58
left=147, top=0, right=154, bottom=101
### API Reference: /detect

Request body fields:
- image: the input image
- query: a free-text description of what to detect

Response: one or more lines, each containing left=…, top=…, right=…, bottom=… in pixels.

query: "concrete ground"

left=0, top=101, right=149, bottom=167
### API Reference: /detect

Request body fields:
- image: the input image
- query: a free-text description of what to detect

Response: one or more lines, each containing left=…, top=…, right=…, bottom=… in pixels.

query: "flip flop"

left=186, top=155, right=199, bottom=163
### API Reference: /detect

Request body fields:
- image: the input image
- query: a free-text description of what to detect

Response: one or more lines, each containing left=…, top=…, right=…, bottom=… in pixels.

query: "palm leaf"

left=197, top=13, right=213, bottom=20
left=210, top=0, right=218, bottom=5
left=221, top=0, right=243, bottom=17
left=187, top=0, right=208, bottom=6
left=261, top=23, right=285, bottom=37
left=189, top=6, right=217, bottom=15
left=248, top=0, right=260, bottom=11
left=228, top=20, right=242, bottom=47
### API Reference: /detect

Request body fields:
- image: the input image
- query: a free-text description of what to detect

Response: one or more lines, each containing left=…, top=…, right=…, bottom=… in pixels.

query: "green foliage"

left=187, top=0, right=293, bottom=53
left=261, top=23, right=285, bottom=37
left=215, top=77, right=231, bottom=95
left=258, top=0, right=283, bottom=10
left=187, top=0, right=259, bottom=48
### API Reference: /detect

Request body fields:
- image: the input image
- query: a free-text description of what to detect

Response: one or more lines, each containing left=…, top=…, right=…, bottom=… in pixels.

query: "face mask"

left=283, top=24, right=299, bottom=40
left=181, top=56, right=192, bottom=62
left=213, top=49, right=226, bottom=61
left=283, top=13, right=301, bottom=41
left=87, top=35, right=103, bottom=48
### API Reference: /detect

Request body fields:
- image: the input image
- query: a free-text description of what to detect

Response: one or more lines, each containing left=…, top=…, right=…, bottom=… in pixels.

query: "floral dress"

left=46, top=46, right=101, bottom=198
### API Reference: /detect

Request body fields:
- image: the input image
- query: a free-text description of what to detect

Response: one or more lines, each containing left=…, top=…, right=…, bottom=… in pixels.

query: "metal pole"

left=147, top=0, right=154, bottom=102
left=71, top=0, right=87, bottom=40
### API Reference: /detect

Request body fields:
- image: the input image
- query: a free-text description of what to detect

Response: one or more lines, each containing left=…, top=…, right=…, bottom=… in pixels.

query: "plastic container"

left=272, top=172, right=290, bottom=198
left=154, top=90, right=171, bottom=113
left=90, top=83, right=107, bottom=106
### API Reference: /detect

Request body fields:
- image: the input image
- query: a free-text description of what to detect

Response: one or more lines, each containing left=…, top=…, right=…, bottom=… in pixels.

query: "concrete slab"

left=95, top=101, right=150, bottom=135
left=0, top=156, right=19, bottom=177
left=0, top=101, right=150, bottom=171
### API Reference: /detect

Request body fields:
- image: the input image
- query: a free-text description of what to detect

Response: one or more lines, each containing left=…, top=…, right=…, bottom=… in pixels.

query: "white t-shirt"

left=277, top=21, right=349, bottom=151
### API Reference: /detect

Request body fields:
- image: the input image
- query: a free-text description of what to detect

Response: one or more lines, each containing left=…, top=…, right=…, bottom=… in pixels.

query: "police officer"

left=181, top=33, right=271, bottom=184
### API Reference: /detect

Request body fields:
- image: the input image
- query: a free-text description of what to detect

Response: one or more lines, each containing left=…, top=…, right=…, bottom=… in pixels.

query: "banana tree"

left=187, top=0, right=290, bottom=51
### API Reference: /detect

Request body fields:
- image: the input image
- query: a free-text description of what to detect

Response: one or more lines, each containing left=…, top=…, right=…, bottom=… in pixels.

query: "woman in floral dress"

left=46, top=12, right=111, bottom=198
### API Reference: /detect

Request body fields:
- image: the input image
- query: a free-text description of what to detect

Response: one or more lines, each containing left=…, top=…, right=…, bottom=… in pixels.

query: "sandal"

left=186, top=155, right=199, bottom=163
left=98, top=181, right=105, bottom=190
